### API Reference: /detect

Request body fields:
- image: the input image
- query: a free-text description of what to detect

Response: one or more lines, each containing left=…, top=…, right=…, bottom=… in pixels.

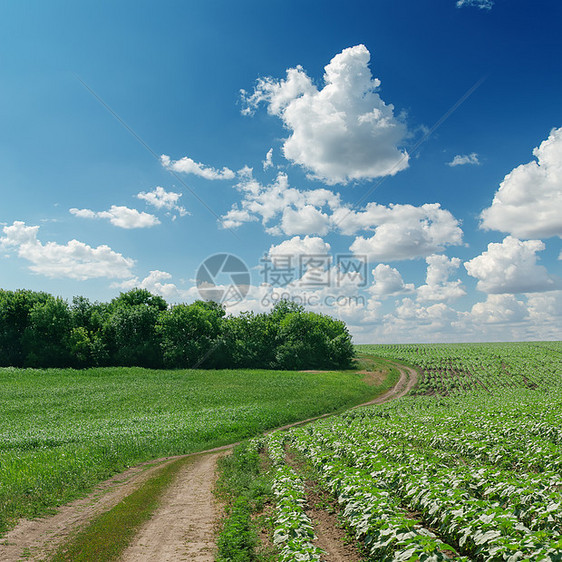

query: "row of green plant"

left=0, top=365, right=379, bottom=536
left=267, top=433, right=323, bottom=562
left=0, top=288, right=354, bottom=369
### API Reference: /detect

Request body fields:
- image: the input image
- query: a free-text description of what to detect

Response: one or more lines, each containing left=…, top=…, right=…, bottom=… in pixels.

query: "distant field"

left=359, top=340, right=562, bottom=395
left=0, top=364, right=394, bottom=535
left=271, top=342, right=562, bottom=560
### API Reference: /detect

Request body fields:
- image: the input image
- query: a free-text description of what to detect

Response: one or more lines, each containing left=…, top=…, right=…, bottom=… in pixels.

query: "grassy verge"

left=51, top=455, right=192, bottom=562
left=215, top=441, right=276, bottom=562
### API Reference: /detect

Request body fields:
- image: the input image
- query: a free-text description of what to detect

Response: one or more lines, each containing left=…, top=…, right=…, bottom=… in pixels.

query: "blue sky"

left=1, top=0, right=561, bottom=342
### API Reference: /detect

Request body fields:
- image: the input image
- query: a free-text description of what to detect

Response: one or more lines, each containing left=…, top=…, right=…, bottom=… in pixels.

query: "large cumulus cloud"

left=242, top=44, right=409, bottom=184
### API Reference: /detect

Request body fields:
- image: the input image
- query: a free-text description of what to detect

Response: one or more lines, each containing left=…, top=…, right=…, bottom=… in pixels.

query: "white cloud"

left=242, top=44, right=409, bottom=184
left=280, top=205, right=331, bottom=236
left=70, top=205, right=160, bottom=229
left=1, top=221, right=135, bottom=280
left=263, top=148, right=274, bottom=171
left=469, top=294, right=528, bottom=324
left=348, top=203, right=463, bottom=261
left=369, top=264, right=414, bottom=298
left=456, top=0, right=493, bottom=9
left=265, top=236, right=332, bottom=286
left=447, top=153, right=480, bottom=167
left=137, top=186, right=188, bottom=218
left=268, top=235, right=331, bottom=259
left=221, top=208, right=258, bottom=230
left=417, top=254, right=466, bottom=302
left=115, top=270, right=188, bottom=300
left=223, top=171, right=464, bottom=261
left=161, top=154, right=235, bottom=180
left=374, top=298, right=461, bottom=341
left=221, top=170, right=341, bottom=235
left=480, top=127, right=562, bottom=239
left=464, top=236, right=558, bottom=294
left=527, top=290, right=562, bottom=322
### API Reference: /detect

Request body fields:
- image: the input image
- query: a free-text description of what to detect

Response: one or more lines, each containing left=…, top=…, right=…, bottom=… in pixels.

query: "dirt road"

left=0, top=362, right=416, bottom=562
left=119, top=452, right=226, bottom=562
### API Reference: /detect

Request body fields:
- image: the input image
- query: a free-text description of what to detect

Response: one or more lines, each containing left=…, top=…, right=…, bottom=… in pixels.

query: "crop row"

left=267, top=433, right=323, bottom=561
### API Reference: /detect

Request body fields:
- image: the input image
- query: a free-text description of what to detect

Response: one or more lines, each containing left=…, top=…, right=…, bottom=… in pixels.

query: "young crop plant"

left=266, top=433, right=323, bottom=561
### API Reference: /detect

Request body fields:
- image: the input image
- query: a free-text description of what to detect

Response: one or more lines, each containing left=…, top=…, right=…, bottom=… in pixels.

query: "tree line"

left=0, top=289, right=354, bottom=370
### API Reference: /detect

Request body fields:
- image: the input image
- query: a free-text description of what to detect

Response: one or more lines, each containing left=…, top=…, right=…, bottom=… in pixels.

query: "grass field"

left=0, top=361, right=396, bottom=536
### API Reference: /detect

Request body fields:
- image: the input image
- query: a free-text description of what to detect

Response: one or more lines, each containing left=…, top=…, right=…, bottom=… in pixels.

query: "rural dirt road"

left=0, top=362, right=417, bottom=562
left=119, top=452, right=227, bottom=562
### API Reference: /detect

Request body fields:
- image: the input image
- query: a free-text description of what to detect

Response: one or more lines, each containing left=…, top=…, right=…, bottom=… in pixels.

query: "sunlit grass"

left=0, top=364, right=392, bottom=535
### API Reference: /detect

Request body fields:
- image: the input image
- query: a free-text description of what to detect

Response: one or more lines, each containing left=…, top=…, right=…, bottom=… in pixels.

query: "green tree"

left=0, top=290, right=51, bottom=367
left=69, top=296, right=109, bottom=367
left=22, top=296, right=72, bottom=367
left=158, top=301, right=225, bottom=368
left=103, top=289, right=168, bottom=367
left=222, top=312, right=277, bottom=368
left=274, top=309, right=354, bottom=370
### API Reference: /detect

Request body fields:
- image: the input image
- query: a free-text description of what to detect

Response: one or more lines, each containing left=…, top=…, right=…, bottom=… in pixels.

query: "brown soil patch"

left=285, top=449, right=364, bottom=561
left=308, top=489, right=364, bottom=562
left=119, top=451, right=226, bottom=562
left=353, top=363, right=418, bottom=408
left=359, top=369, right=385, bottom=386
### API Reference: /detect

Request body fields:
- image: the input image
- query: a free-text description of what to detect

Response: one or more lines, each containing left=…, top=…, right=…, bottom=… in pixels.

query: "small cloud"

left=417, top=255, right=466, bottom=302
left=464, top=236, right=558, bottom=294
left=369, top=264, right=415, bottom=298
left=447, top=153, right=480, bottom=167
left=137, top=186, right=188, bottom=218
left=456, top=0, right=494, bottom=10
left=263, top=148, right=274, bottom=171
left=161, top=154, right=235, bottom=180
left=70, top=206, right=160, bottom=229
left=114, top=270, right=190, bottom=300
left=348, top=203, right=464, bottom=261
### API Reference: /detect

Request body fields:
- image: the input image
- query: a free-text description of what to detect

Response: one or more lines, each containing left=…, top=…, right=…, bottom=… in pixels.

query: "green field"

left=0, top=363, right=394, bottom=535
left=265, top=342, right=562, bottom=561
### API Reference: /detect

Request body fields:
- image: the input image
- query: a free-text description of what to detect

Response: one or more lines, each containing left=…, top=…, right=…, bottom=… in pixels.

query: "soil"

left=307, top=489, right=364, bottom=562
left=354, top=362, right=418, bottom=407
left=0, top=445, right=233, bottom=562
left=0, top=362, right=417, bottom=562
